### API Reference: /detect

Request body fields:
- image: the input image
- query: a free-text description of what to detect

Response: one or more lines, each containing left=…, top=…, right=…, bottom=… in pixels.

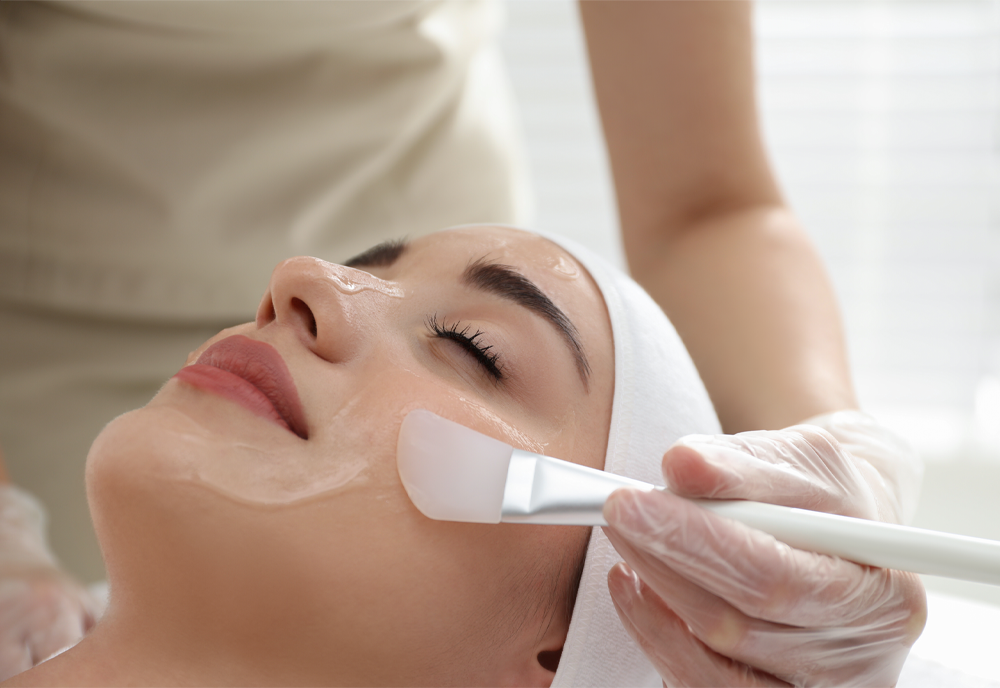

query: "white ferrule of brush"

left=501, top=450, right=652, bottom=525
left=397, top=410, right=1000, bottom=586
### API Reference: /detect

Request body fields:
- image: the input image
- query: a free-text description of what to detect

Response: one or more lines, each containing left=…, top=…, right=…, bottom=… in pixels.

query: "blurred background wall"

left=500, top=0, right=1000, bottom=607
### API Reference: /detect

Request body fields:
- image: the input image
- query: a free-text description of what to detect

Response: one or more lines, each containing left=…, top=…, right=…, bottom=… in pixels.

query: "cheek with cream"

left=94, top=355, right=575, bottom=512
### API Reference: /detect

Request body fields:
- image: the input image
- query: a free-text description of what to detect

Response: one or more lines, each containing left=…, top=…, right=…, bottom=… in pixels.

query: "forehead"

left=406, top=226, right=608, bottom=326
left=410, top=226, right=580, bottom=274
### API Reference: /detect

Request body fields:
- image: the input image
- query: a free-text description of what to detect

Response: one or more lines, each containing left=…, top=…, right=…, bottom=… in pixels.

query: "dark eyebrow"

left=343, top=238, right=409, bottom=268
left=462, top=257, right=591, bottom=389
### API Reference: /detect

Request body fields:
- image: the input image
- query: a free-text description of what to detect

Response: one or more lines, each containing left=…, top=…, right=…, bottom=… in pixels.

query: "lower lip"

left=173, top=364, right=293, bottom=434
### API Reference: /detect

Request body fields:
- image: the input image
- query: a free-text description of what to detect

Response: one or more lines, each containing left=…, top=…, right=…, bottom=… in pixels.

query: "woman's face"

left=86, top=226, right=614, bottom=686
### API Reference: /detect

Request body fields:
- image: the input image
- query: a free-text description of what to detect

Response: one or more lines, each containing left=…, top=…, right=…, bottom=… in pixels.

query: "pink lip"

left=173, top=335, right=309, bottom=439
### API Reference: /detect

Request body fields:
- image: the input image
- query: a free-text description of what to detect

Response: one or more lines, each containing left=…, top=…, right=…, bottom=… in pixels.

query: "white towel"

left=543, top=234, right=721, bottom=687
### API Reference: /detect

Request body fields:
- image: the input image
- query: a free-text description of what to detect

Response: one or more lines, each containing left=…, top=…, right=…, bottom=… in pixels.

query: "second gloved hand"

left=602, top=410, right=927, bottom=687
left=0, top=485, right=101, bottom=680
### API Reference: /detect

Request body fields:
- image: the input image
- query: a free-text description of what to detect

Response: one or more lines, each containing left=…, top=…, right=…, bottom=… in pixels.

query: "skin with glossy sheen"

left=5, top=226, right=614, bottom=687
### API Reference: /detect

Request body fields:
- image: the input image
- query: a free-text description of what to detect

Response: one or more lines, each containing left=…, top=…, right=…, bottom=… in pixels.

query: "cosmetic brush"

left=396, top=409, right=1000, bottom=586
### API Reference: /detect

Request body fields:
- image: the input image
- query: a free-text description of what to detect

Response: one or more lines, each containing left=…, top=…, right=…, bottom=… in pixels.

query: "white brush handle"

left=696, top=499, right=1000, bottom=586
left=499, top=450, right=1000, bottom=585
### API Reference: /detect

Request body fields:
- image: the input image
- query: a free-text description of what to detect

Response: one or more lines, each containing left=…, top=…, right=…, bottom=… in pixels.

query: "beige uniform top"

left=0, top=0, right=529, bottom=322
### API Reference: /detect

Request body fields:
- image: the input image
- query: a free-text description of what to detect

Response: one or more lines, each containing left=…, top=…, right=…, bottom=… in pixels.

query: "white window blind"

left=755, top=0, right=1000, bottom=457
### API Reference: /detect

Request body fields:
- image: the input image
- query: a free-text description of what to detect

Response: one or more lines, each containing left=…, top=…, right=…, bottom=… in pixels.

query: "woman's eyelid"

left=428, top=315, right=503, bottom=379
left=425, top=314, right=507, bottom=384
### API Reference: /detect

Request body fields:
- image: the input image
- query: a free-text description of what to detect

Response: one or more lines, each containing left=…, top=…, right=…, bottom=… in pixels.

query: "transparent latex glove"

left=603, top=410, right=927, bottom=687
left=0, top=485, right=101, bottom=679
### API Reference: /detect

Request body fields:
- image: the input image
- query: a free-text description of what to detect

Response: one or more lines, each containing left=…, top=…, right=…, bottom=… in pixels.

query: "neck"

left=3, top=601, right=355, bottom=687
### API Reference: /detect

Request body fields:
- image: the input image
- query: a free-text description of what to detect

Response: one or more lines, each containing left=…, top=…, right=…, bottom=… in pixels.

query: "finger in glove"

left=665, top=428, right=889, bottom=521
left=608, top=562, right=789, bottom=688
left=604, top=488, right=925, bottom=686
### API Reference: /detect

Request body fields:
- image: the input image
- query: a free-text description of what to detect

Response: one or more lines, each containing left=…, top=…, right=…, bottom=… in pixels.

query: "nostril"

left=290, top=297, right=317, bottom=338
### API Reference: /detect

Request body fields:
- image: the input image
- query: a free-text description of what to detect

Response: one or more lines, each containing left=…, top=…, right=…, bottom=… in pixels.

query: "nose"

left=256, top=256, right=401, bottom=363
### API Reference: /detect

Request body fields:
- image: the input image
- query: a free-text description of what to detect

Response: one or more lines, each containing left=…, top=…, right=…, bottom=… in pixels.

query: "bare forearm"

left=579, top=1, right=856, bottom=431
left=579, top=1, right=779, bottom=244
left=630, top=205, right=856, bottom=432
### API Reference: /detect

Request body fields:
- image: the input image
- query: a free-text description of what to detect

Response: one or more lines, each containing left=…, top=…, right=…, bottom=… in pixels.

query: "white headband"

left=543, top=233, right=721, bottom=687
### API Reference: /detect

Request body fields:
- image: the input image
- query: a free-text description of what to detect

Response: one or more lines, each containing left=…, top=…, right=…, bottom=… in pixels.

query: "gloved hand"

left=0, top=485, right=101, bottom=679
left=603, top=410, right=928, bottom=687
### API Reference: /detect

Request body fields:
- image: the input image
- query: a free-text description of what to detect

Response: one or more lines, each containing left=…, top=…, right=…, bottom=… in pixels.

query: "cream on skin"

left=5, top=227, right=614, bottom=687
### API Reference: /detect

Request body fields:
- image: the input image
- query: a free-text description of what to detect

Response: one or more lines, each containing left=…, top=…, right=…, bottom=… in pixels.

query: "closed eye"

left=426, top=314, right=504, bottom=382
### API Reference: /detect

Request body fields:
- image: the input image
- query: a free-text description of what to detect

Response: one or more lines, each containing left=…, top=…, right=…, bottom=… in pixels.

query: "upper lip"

left=195, top=335, right=309, bottom=439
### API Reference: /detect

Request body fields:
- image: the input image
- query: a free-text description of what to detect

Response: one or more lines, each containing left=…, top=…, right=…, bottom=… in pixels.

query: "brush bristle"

left=396, top=410, right=514, bottom=523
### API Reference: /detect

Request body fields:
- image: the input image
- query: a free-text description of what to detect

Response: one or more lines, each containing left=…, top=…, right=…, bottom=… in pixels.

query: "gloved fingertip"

left=665, top=439, right=746, bottom=496
left=662, top=444, right=714, bottom=495
left=602, top=488, right=631, bottom=529
left=607, top=562, right=640, bottom=611
left=604, top=489, right=689, bottom=550
left=0, top=642, right=33, bottom=681
left=603, top=488, right=657, bottom=536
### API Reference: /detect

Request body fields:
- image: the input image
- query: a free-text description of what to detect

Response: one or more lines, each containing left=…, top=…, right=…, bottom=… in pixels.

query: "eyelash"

left=426, top=314, right=504, bottom=382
